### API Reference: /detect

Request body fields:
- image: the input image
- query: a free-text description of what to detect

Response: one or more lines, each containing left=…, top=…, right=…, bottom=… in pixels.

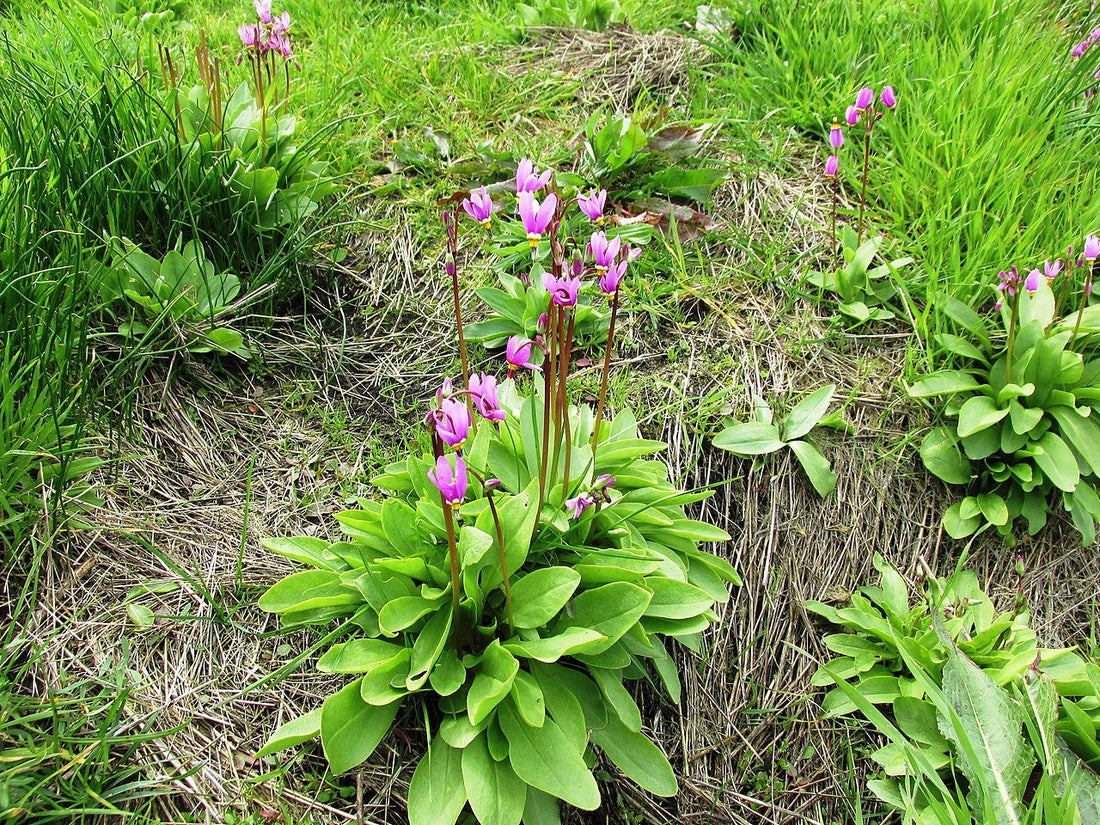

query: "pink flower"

left=254, top=0, right=272, bottom=23
left=462, top=186, right=493, bottom=226
left=469, top=373, right=506, bottom=423
left=436, top=378, right=454, bottom=406
left=1024, top=268, right=1042, bottom=293
left=238, top=23, right=260, bottom=47
left=855, top=86, right=874, bottom=111
left=429, top=454, right=468, bottom=510
left=1085, top=234, right=1100, bottom=261
left=518, top=192, right=557, bottom=247
left=516, top=159, right=552, bottom=193
left=599, top=259, right=628, bottom=296
left=845, top=105, right=860, bottom=127
left=1044, top=259, right=1062, bottom=280
left=579, top=189, right=607, bottom=223
left=829, top=120, right=843, bottom=149
left=825, top=155, right=838, bottom=176
left=588, top=231, right=621, bottom=271
left=542, top=272, right=580, bottom=308
left=565, top=492, right=595, bottom=519
left=505, top=336, right=539, bottom=375
left=435, top=397, right=471, bottom=449
left=880, top=86, right=897, bottom=109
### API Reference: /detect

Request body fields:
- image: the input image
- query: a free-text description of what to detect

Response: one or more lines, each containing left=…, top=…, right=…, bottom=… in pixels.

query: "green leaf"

left=504, top=628, right=606, bottom=663
left=408, top=605, right=453, bottom=690
left=378, top=595, right=442, bottom=634
left=591, top=713, right=677, bottom=797
left=510, top=670, right=546, bottom=728
left=258, top=570, right=360, bottom=613
left=408, top=736, right=467, bottom=825
left=938, top=642, right=1032, bottom=825
left=521, top=789, right=561, bottom=825
left=976, top=493, right=1009, bottom=527
left=713, top=421, right=784, bottom=455
left=461, top=734, right=526, bottom=825
left=907, top=370, right=981, bottom=398
left=1049, top=406, right=1100, bottom=477
left=256, top=708, right=321, bottom=758
left=957, top=396, right=1009, bottom=438
left=498, top=702, right=600, bottom=810
left=919, top=427, right=972, bottom=485
left=468, top=640, right=520, bottom=725
left=430, top=651, right=466, bottom=697
left=1008, top=400, right=1043, bottom=435
left=787, top=440, right=836, bottom=497
left=126, top=602, right=155, bottom=629
left=782, top=385, right=835, bottom=441
left=940, top=294, right=991, bottom=349
left=555, top=582, right=652, bottom=654
left=589, top=667, right=641, bottom=732
left=318, top=639, right=407, bottom=674
left=1034, top=431, right=1081, bottom=493
left=642, top=577, right=713, bottom=620
left=943, top=503, right=981, bottom=539
left=510, top=568, right=581, bottom=629
left=261, top=536, right=331, bottom=567
left=320, top=680, right=400, bottom=774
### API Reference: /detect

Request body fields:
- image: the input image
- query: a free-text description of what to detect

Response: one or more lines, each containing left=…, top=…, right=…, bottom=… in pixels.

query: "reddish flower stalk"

left=444, top=215, right=475, bottom=431
left=429, top=435, right=464, bottom=647
left=485, top=489, right=514, bottom=632
left=539, top=303, right=557, bottom=505
left=1070, top=260, right=1096, bottom=351
left=591, top=290, right=619, bottom=454
left=857, top=120, right=872, bottom=243
left=557, top=310, right=576, bottom=498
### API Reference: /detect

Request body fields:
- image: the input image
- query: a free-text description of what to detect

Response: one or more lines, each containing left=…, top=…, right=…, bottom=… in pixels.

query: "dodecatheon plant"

left=469, top=373, right=506, bottom=423
left=565, top=491, right=596, bottom=519
left=461, top=186, right=493, bottom=227
left=855, top=86, right=875, bottom=111
left=880, top=86, right=897, bottom=109
left=518, top=191, right=557, bottom=248
left=1070, top=234, right=1100, bottom=347
left=505, top=336, right=538, bottom=376
left=1085, top=234, right=1100, bottom=261
left=845, top=105, right=860, bottom=127
left=255, top=0, right=272, bottom=23
left=599, top=259, right=628, bottom=297
left=436, top=377, right=454, bottom=405
left=1045, top=259, right=1062, bottom=281
left=428, top=453, right=467, bottom=510
left=238, top=23, right=261, bottom=48
left=588, top=231, right=621, bottom=272
left=579, top=189, right=608, bottom=224
left=435, top=397, right=472, bottom=449
left=515, top=158, right=552, bottom=193
left=829, top=120, right=844, bottom=150
left=542, top=271, right=581, bottom=308
left=825, top=155, right=839, bottom=177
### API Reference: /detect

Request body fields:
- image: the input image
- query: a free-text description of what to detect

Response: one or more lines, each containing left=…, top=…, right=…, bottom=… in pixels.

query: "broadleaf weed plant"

left=909, top=235, right=1100, bottom=545
left=257, top=157, right=739, bottom=825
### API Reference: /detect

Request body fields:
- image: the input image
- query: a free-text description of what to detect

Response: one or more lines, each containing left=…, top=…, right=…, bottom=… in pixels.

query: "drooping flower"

left=588, top=231, right=621, bottom=271
left=505, top=336, right=539, bottom=375
left=829, top=120, right=843, bottom=149
left=469, top=373, right=506, bottom=422
left=880, top=86, right=897, bottom=109
left=593, top=473, right=615, bottom=491
left=1085, top=234, right=1100, bottom=262
left=579, top=189, right=607, bottom=224
left=1044, top=259, right=1062, bottom=280
left=518, top=191, right=557, bottom=247
left=1024, top=268, right=1042, bottom=293
left=462, top=186, right=493, bottom=227
left=254, top=0, right=272, bottom=23
left=565, top=492, right=595, bottom=519
left=825, top=155, right=839, bottom=177
left=435, top=397, right=471, bottom=449
left=516, top=159, right=552, bottom=193
left=995, top=266, right=1020, bottom=298
left=542, top=272, right=581, bottom=308
left=429, top=454, right=468, bottom=510
left=845, top=105, right=860, bottom=127
left=599, top=259, right=628, bottom=296
left=855, top=86, right=875, bottom=111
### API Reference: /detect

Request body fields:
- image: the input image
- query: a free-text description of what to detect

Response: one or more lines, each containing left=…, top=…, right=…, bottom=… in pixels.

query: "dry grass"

left=14, top=28, right=1100, bottom=825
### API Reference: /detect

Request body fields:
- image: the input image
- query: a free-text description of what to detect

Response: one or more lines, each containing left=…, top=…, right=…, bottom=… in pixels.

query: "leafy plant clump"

left=98, top=237, right=249, bottom=357
left=909, top=243, right=1100, bottom=545
left=807, top=227, right=913, bottom=327
left=257, top=159, right=738, bottom=825
left=810, top=555, right=1100, bottom=823
left=713, top=385, right=842, bottom=497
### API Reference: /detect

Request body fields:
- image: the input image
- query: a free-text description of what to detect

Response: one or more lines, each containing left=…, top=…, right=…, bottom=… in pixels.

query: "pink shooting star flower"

left=588, top=231, right=621, bottom=272
left=238, top=23, right=261, bottom=48
left=469, top=373, right=506, bottom=423
left=855, top=86, right=875, bottom=111
left=1024, top=268, right=1042, bottom=293
left=435, top=397, right=471, bottom=450
left=254, top=0, right=273, bottom=23
left=272, top=10, right=290, bottom=33
left=995, top=266, right=1020, bottom=299
left=593, top=474, right=615, bottom=490
left=505, top=336, right=539, bottom=376
left=518, top=191, right=557, bottom=248
left=1044, top=259, right=1062, bottom=280
left=1085, top=234, right=1100, bottom=261
left=436, top=377, right=454, bottom=406
left=599, top=258, right=628, bottom=297
left=825, top=155, right=839, bottom=177
left=829, top=120, right=843, bottom=149
left=542, top=271, right=581, bottom=308
left=579, top=189, right=607, bottom=224
left=880, top=86, right=897, bottom=109
left=461, top=186, right=493, bottom=227
left=516, top=159, right=552, bottom=193
left=845, top=105, right=860, bottom=126
left=565, top=492, right=596, bottom=519
left=429, top=454, right=468, bottom=510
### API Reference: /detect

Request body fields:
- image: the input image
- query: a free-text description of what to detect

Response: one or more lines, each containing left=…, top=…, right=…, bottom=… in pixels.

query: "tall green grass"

left=698, top=0, right=1100, bottom=325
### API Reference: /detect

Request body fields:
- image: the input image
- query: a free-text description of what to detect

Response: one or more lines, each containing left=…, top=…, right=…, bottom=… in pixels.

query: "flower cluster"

left=238, top=0, right=292, bottom=59
left=1071, top=27, right=1100, bottom=60
left=827, top=85, right=896, bottom=178
left=993, top=234, right=1099, bottom=312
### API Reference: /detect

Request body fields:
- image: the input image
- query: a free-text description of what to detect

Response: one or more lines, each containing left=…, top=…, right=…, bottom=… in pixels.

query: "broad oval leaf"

left=498, top=702, right=600, bottom=810
left=510, top=568, right=581, bottom=629
left=956, top=395, right=1009, bottom=438
left=320, top=679, right=400, bottom=774
left=256, top=707, right=321, bottom=758
left=591, top=713, right=677, bottom=797
left=408, top=736, right=467, bottom=825
left=782, top=385, right=835, bottom=441
left=713, top=421, right=784, bottom=456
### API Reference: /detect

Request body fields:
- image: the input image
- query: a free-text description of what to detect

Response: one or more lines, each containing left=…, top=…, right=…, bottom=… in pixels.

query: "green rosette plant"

left=256, top=160, right=739, bottom=825
left=909, top=241, right=1100, bottom=545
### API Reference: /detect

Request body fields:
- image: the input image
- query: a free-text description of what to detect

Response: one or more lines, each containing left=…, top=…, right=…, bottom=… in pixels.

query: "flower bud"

left=880, top=86, right=897, bottom=109
left=825, top=155, right=839, bottom=177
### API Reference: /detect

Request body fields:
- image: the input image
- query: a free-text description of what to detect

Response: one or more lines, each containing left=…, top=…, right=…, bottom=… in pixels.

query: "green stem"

left=1006, top=292, right=1019, bottom=378
left=441, top=502, right=462, bottom=650
left=1070, top=262, right=1095, bottom=351
left=486, top=492, right=514, bottom=633
left=857, top=121, right=872, bottom=244
left=591, top=292, right=619, bottom=454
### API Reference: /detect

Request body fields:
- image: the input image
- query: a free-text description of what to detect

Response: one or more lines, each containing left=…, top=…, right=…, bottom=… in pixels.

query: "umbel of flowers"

left=255, top=160, right=738, bottom=825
